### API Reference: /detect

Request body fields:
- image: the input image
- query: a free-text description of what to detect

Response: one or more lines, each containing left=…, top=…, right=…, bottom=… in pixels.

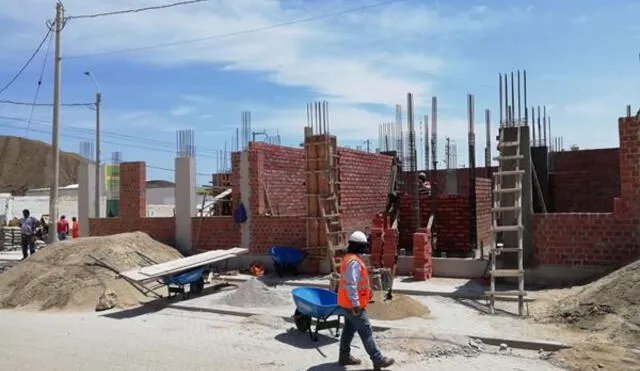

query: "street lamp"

left=84, top=71, right=101, bottom=218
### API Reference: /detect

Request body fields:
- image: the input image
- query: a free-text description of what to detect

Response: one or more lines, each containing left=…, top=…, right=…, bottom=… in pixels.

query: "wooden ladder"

left=486, top=125, right=527, bottom=316
left=318, top=194, right=347, bottom=273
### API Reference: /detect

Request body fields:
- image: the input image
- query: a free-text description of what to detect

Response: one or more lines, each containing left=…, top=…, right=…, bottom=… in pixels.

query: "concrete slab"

left=158, top=283, right=570, bottom=352
left=215, top=273, right=532, bottom=301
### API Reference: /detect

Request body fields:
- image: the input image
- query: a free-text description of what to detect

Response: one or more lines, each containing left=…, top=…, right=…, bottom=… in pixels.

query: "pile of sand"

left=548, top=258, right=640, bottom=346
left=216, top=278, right=291, bottom=308
left=0, top=232, right=182, bottom=311
left=367, top=294, right=430, bottom=321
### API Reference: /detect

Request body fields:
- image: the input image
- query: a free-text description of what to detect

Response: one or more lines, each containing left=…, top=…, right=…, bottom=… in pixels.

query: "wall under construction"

left=532, top=117, right=639, bottom=267
left=89, top=142, right=392, bottom=273
left=398, top=178, right=492, bottom=255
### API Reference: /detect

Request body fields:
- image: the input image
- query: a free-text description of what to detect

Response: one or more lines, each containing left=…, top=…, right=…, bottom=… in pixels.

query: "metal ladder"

left=487, top=125, right=527, bottom=316
left=318, top=194, right=347, bottom=273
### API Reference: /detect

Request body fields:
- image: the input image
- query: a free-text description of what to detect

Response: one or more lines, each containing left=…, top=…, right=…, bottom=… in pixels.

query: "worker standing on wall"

left=337, top=231, right=395, bottom=370
left=71, top=217, right=80, bottom=239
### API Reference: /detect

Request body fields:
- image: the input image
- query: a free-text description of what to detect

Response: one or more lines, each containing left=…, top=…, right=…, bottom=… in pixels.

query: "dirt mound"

left=216, top=278, right=291, bottom=308
left=551, top=342, right=640, bottom=371
left=0, top=232, right=182, bottom=311
left=548, top=259, right=640, bottom=346
left=367, top=293, right=430, bottom=320
left=0, top=135, right=85, bottom=195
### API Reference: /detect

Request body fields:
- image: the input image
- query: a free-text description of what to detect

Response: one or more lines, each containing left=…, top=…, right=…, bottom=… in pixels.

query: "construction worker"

left=418, top=172, right=432, bottom=196
left=71, top=217, right=80, bottom=239
left=18, top=209, right=39, bottom=260
left=337, top=231, right=395, bottom=370
left=57, top=215, right=69, bottom=241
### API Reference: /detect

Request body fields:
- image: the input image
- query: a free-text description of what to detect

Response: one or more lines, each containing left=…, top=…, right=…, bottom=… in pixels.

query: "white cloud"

left=0, top=0, right=528, bottom=143
left=169, top=105, right=195, bottom=117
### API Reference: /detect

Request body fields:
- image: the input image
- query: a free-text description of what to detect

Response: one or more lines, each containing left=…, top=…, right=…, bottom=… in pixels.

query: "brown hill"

left=0, top=136, right=87, bottom=195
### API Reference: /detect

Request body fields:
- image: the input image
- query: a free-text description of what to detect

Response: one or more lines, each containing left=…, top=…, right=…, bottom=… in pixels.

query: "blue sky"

left=1, top=0, right=639, bottom=184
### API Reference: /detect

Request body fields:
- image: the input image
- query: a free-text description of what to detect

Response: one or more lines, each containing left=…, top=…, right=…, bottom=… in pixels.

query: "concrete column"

left=445, top=170, right=458, bottom=194
left=77, top=162, right=95, bottom=237
left=175, top=156, right=196, bottom=254
left=239, top=151, right=252, bottom=250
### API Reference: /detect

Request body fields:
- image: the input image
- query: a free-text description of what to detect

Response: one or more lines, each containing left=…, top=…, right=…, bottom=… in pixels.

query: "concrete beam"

left=175, top=157, right=196, bottom=254
left=77, top=162, right=95, bottom=237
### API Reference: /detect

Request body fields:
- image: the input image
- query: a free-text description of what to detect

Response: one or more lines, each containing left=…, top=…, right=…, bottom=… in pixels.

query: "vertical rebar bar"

left=523, top=70, right=528, bottom=125
left=499, top=74, right=503, bottom=126
left=510, top=72, right=515, bottom=125
left=424, top=114, right=429, bottom=171
left=407, top=93, right=420, bottom=229
left=517, top=70, right=521, bottom=123
left=467, top=94, right=477, bottom=252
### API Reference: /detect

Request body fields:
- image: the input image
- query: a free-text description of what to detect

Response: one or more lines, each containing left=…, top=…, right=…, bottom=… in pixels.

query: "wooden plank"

left=121, top=248, right=248, bottom=282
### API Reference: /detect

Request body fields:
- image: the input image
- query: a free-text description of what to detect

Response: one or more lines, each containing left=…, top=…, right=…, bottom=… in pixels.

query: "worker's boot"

left=338, top=354, right=362, bottom=366
left=373, top=356, right=395, bottom=370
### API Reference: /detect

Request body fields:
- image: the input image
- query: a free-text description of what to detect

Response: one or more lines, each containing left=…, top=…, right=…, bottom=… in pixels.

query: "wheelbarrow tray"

left=162, top=267, right=205, bottom=300
left=291, top=287, right=344, bottom=341
left=270, top=247, right=306, bottom=277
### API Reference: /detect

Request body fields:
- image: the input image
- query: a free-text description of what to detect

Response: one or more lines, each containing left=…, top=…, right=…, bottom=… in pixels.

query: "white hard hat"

left=349, top=231, right=368, bottom=244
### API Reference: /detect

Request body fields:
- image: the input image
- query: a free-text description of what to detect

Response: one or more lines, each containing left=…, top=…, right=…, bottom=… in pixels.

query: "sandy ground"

left=0, top=307, right=564, bottom=371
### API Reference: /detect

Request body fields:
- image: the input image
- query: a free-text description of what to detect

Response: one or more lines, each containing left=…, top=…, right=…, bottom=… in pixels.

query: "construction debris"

left=0, top=232, right=182, bottom=311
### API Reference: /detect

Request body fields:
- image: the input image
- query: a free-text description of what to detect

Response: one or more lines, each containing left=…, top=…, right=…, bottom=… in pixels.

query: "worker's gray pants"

left=339, top=309, right=383, bottom=361
left=21, top=234, right=36, bottom=259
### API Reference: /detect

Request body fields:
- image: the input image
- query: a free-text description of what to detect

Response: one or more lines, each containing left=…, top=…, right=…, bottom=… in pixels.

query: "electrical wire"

left=0, top=118, right=232, bottom=159
left=65, top=0, right=405, bottom=59
left=65, top=0, right=212, bottom=20
left=0, top=28, right=53, bottom=95
left=0, top=100, right=94, bottom=107
left=0, top=114, right=230, bottom=155
left=26, top=31, right=54, bottom=138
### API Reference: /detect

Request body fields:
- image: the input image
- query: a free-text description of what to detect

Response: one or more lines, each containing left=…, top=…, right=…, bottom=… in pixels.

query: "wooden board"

left=121, top=247, right=248, bottom=282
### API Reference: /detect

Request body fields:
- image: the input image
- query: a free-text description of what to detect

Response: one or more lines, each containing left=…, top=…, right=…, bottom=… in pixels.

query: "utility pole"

left=84, top=71, right=101, bottom=218
left=95, top=92, right=101, bottom=217
left=48, top=1, right=63, bottom=244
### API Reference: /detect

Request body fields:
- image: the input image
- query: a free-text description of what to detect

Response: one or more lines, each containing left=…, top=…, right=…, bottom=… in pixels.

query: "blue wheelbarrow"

left=291, top=287, right=345, bottom=341
left=162, top=267, right=206, bottom=300
left=270, top=246, right=306, bottom=277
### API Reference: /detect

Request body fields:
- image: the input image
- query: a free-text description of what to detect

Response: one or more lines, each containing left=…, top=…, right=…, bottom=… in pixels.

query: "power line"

left=0, top=114, right=227, bottom=155
left=0, top=118, right=233, bottom=159
left=0, top=99, right=94, bottom=107
left=0, top=28, right=53, bottom=95
left=65, top=0, right=212, bottom=20
left=26, top=30, right=54, bottom=138
left=65, top=0, right=404, bottom=59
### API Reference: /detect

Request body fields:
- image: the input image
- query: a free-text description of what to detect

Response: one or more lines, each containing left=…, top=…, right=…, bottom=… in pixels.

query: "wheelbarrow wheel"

left=293, top=309, right=311, bottom=332
left=191, top=277, right=204, bottom=295
left=275, top=263, right=284, bottom=278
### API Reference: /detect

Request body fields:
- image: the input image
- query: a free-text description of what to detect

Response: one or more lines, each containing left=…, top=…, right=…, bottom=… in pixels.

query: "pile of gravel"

left=217, top=278, right=292, bottom=308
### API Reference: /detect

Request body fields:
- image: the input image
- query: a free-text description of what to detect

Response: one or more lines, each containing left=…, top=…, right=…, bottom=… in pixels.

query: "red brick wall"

left=550, top=148, right=620, bottom=212
left=533, top=118, right=639, bottom=267
left=250, top=216, right=306, bottom=255
left=119, top=162, right=146, bottom=219
left=338, top=148, right=393, bottom=234
left=475, top=178, right=492, bottom=251
left=89, top=217, right=175, bottom=245
left=191, top=217, right=240, bottom=250
left=400, top=194, right=470, bottom=253
left=399, top=178, right=491, bottom=254
left=251, top=143, right=306, bottom=216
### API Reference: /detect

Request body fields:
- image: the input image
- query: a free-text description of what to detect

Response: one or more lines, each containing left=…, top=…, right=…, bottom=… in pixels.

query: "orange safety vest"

left=337, top=254, right=371, bottom=309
